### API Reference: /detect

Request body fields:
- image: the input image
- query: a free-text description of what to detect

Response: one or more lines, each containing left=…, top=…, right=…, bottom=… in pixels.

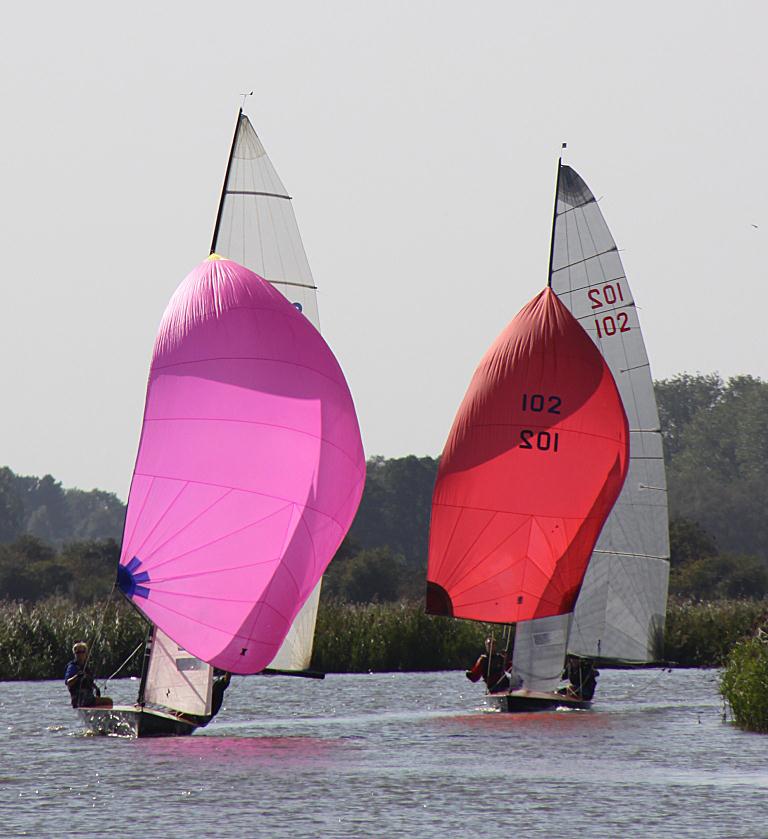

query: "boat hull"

left=77, top=704, right=199, bottom=737
left=490, top=689, right=592, bottom=713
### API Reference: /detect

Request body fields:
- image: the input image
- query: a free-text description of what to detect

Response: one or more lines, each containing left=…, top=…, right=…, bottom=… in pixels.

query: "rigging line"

left=104, top=640, right=144, bottom=685
left=87, top=579, right=117, bottom=693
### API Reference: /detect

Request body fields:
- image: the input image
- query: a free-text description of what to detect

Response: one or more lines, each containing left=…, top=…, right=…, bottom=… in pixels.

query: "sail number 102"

left=588, top=282, right=631, bottom=339
left=520, top=393, right=561, bottom=452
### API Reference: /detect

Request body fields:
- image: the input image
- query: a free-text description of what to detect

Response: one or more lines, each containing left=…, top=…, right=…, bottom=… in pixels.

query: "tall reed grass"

left=664, top=598, right=768, bottom=666
left=3, top=597, right=768, bottom=681
left=720, top=633, right=768, bottom=733
left=313, top=600, right=495, bottom=672
left=0, top=597, right=146, bottom=681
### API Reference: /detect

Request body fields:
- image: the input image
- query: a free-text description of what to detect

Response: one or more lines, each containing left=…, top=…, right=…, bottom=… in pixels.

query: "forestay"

left=551, top=165, right=669, bottom=663
left=426, top=288, right=629, bottom=625
left=210, top=113, right=324, bottom=671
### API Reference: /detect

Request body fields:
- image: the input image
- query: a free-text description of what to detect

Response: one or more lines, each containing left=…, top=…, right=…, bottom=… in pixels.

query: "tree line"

left=1, top=373, right=767, bottom=605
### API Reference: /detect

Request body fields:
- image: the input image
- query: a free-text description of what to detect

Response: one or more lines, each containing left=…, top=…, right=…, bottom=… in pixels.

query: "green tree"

left=350, top=455, right=438, bottom=570
left=0, top=536, right=71, bottom=601
left=0, top=467, right=23, bottom=543
left=58, top=539, right=120, bottom=603
left=669, top=517, right=718, bottom=566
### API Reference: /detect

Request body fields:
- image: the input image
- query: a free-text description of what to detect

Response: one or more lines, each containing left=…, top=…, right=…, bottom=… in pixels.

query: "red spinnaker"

left=426, top=288, right=629, bottom=624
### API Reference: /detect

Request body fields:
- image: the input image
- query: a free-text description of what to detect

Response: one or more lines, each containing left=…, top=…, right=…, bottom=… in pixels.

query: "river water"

left=1, top=668, right=766, bottom=838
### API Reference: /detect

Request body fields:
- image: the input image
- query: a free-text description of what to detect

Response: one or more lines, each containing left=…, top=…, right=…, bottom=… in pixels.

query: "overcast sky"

left=1, top=1, right=766, bottom=498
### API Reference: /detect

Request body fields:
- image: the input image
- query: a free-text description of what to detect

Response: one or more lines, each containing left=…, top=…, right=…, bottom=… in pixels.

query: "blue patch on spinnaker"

left=117, top=556, right=151, bottom=599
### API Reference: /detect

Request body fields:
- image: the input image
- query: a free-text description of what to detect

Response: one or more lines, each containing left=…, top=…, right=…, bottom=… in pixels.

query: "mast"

left=546, top=145, right=565, bottom=287
left=210, top=108, right=243, bottom=254
left=136, top=625, right=154, bottom=705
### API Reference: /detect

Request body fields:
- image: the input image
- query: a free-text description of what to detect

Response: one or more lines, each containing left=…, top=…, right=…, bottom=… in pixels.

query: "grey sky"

left=1, top=1, right=765, bottom=498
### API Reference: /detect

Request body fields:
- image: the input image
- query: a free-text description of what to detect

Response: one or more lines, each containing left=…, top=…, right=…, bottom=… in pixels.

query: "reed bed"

left=664, top=598, right=768, bottom=666
left=0, top=597, right=146, bottom=681
left=3, top=597, right=768, bottom=681
left=312, top=600, right=495, bottom=673
left=720, top=633, right=768, bottom=733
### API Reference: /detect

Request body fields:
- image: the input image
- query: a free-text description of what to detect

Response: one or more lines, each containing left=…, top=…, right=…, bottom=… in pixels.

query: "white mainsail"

left=210, top=111, right=322, bottom=671
left=551, top=164, right=669, bottom=663
left=511, top=163, right=669, bottom=689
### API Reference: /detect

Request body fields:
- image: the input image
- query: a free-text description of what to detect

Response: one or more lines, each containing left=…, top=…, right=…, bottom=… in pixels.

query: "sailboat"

left=426, top=283, right=630, bottom=710
left=78, top=112, right=365, bottom=737
left=426, top=156, right=669, bottom=712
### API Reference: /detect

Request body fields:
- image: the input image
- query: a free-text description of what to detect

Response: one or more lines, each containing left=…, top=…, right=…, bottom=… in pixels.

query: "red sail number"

left=588, top=282, right=625, bottom=309
left=595, top=311, right=630, bottom=339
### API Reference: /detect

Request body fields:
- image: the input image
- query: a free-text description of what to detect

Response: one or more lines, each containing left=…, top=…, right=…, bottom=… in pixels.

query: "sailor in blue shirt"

left=64, top=642, right=112, bottom=708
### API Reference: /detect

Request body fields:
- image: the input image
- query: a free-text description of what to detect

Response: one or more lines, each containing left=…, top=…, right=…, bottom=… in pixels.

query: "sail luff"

left=210, top=109, right=243, bottom=255
left=546, top=154, right=563, bottom=288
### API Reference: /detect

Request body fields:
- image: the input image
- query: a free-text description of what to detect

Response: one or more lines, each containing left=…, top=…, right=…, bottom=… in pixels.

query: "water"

left=2, top=668, right=766, bottom=838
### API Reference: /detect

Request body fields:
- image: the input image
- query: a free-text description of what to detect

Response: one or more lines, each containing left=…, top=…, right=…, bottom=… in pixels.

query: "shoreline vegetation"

left=1, top=597, right=766, bottom=683
left=720, top=633, right=768, bottom=734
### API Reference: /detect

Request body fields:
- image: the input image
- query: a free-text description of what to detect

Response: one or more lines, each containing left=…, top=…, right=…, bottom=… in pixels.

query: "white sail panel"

left=267, top=580, right=321, bottom=671
left=567, top=554, right=669, bottom=661
left=212, top=114, right=320, bottom=328
left=550, top=165, right=670, bottom=663
left=211, top=113, right=323, bottom=671
left=511, top=614, right=571, bottom=693
left=143, top=628, right=213, bottom=716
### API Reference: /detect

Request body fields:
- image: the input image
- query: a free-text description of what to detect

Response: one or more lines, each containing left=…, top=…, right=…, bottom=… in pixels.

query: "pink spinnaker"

left=118, top=256, right=365, bottom=674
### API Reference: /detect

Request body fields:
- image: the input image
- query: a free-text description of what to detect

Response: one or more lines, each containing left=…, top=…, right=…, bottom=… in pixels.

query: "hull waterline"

left=490, top=689, right=592, bottom=713
left=77, top=704, right=200, bottom=737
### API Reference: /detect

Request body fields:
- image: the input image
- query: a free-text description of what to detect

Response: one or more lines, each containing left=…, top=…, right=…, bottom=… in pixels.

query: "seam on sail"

left=447, top=515, right=532, bottom=593
left=556, top=197, right=597, bottom=216
left=142, top=487, right=234, bottom=563
left=132, top=471, right=357, bottom=534
left=145, top=501, right=294, bottom=572
left=552, top=274, right=627, bottom=294
left=132, top=481, right=190, bottom=562
left=553, top=246, right=618, bottom=272
left=152, top=352, right=350, bottom=391
left=141, top=416, right=365, bottom=477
